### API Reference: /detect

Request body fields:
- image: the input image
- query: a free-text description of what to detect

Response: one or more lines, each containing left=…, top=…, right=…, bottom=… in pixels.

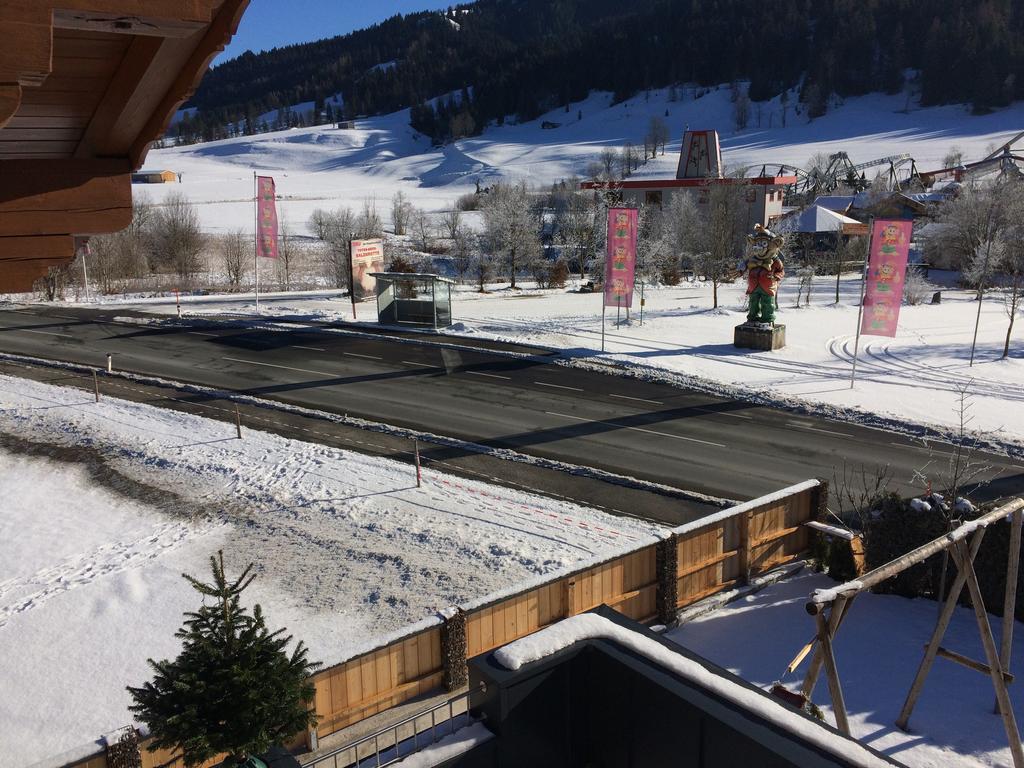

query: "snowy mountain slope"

left=145, top=86, right=1024, bottom=235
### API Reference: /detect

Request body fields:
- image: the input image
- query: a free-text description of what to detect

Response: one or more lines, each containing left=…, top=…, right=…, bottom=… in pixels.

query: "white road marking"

left=609, top=393, right=663, bottom=406
left=535, top=381, right=585, bottom=392
left=787, top=422, right=850, bottom=437
left=293, top=345, right=326, bottom=352
left=222, top=357, right=336, bottom=378
left=402, top=360, right=435, bottom=368
left=187, top=332, right=219, bottom=337
left=466, top=370, right=511, bottom=380
left=344, top=352, right=382, bottom=360
left=693, top=406, right=752, bottom=420
left=546, top=411, right=727, bottom=448
left=20, top=329, right=74, bottom=338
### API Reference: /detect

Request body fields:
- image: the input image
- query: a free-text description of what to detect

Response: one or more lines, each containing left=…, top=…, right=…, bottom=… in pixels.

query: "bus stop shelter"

left=370, top=273, right=454, bottom=328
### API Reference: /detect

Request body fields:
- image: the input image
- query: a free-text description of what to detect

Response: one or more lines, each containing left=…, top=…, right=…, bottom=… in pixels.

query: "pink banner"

left=860, top=219, right=912, bottom=337
left=256, top=175, right=279, bottom=259
left=604, top=208, right=638, bottom=308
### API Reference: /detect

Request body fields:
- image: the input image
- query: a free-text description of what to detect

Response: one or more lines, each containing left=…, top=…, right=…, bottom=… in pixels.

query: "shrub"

left=456, top=192, right=480, bottom=211
left=864, top=492, right=947, bottom=599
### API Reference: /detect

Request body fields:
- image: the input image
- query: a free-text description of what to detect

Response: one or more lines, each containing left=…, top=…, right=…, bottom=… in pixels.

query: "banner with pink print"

left=860, top=219, right=912, bottom=337
left=604, top=208, right=638, bottom=308
left=256, top=175, right=279, bottom=260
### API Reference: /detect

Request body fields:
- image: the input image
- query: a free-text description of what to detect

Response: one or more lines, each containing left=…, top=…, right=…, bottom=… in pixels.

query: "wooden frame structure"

left=0, top=1, right=250, bottom=292
left=797, top=499, right=1024, bottom=766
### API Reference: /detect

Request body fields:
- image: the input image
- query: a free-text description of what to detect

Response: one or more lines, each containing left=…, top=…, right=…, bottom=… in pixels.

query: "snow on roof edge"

left=493, top=613, right=894, bottom=768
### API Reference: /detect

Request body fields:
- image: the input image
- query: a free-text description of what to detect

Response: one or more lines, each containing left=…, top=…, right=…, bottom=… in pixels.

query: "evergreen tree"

left=128, top=552, right=319, bottom=768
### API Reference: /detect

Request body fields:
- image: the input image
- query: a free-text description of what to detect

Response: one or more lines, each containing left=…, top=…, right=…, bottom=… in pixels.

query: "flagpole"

left=253, top=172, right=260, bottom=314
left=849, top=217, right=874, bottom=390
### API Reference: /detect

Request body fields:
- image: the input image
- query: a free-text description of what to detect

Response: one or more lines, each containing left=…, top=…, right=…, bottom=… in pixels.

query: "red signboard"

left=604, top=208, right=638, bottom=308
left=256, top=175, right=279, bottom=260
left=860, top=219, right=912, bottom=337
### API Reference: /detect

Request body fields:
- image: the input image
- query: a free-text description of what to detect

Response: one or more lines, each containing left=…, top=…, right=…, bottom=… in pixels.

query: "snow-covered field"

left=0, top=374, right=661, bottom=767
left=669, top=570, right=1024, bottom=768
left=95, top=268, right=1024, bottom=449
left=143, top=87, right=1024, bottom=235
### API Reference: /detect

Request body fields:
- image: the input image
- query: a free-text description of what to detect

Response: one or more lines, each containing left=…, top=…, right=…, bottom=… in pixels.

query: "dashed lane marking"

left=693, top=406, right=752, bottom=420
left=545, top=411, right=727, bottom=448
left=221, top=357, right=337, bottom=378
left=609, top=394, right=663, bottom=406
left=20, top=329, right=75, bottom=339
left=402, top=360, right=435, bottom=368
left=535, top=381, right=584, bottom=392
left=344, top=352, right=382, bottom=360
left=293, top=346, right=326, bottom=352
left=786, top=422, right=851, bottom=438
left=466, top=371, right=511, bottom=380
left=187, top=332, right=219, bottom=337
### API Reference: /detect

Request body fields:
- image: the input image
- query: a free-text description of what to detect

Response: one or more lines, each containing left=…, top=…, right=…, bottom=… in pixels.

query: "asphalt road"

left=0, top=305, right=1021, bottom=508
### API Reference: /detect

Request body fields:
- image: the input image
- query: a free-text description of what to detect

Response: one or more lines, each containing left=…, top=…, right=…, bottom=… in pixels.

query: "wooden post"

left=801, top=596, right=852, bottom=700
left=565, top=578, right=577, bottom=617
left=816, top=610, right=851, bottom=735
left=996, top=508, right=1022, bottom=714
left=414, top=439, right=421, bottom=488
left=951, top=539, right=1024, bottom=768
left=897, top=528, right=987, bottom=730
left=738, top=509, right=752, bottom=585
left=234, top=404, right=242, bottom=439
left=93, top=370, right=100, bottom=402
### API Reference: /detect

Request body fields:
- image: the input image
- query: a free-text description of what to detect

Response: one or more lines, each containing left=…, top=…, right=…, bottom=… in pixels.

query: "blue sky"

left=218, top=0, right=454, bottom=63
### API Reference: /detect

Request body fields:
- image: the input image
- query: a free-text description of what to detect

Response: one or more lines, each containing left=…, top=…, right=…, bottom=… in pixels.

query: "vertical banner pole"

left=616, top=295, right=621, bottom=327
left=253, top=172, right=260, bottom=314
left=640, top=275, right=645, bottom=326
left=849, top=218, right=874, bottom=390
left=414, top=439, right=422, bottom=487
left=601, top=304, right=606, bottom=352
left=349, top=237, right=358, bottom=320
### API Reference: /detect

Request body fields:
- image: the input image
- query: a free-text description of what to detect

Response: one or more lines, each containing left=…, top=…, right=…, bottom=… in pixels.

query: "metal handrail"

left=304, top=684, right=485, bottom=768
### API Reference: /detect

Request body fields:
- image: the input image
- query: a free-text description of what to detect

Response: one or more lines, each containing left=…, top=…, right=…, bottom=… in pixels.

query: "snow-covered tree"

left=481, top=181, right=540, bottom=288
left=554, top=187, right=602, bottom=280
left=128, top=552, right=319, bottom=768
left=391, top=191, right=413, bottom=236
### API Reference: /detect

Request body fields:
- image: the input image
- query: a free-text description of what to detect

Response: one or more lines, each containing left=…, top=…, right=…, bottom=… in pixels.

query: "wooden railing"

left=60, top=480, right=824, bottom=768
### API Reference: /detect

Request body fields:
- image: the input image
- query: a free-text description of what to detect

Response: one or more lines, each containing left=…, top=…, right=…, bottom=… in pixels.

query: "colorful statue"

left=740, top=224, right=785, bottom=325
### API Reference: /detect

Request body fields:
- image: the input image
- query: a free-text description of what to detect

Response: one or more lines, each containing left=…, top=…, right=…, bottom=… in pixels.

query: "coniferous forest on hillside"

left=176, top=0, right=1023, bottom=145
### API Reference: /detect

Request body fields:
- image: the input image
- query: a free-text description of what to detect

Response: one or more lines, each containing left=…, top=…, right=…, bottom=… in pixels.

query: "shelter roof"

left=776, top=205, right=862, bottom=234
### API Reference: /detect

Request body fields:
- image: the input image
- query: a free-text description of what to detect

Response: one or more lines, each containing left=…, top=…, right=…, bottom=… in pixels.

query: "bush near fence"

left=61, top=480, right=824, bottom=768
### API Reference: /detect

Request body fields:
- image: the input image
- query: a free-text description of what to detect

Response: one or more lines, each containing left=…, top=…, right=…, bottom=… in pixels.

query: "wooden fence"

left=61, top=480, right=823, bottom=768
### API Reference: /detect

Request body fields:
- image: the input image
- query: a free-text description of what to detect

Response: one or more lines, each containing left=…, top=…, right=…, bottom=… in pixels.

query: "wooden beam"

left=131, top=0, right=250, bottom=168
left=52, top=9, right=207, bottom=38
left=933, top=645, right=1014, bottom=682
left=0, top=234, right=76, bottom=292
left=0, top=85, right=21, bottom=129
left=74, top=34, right=166, bottom=158
left=0, top=6, right=52, bottom=87
left=0, top=158, right=131, bottom=236
left=816, top=610, right=850, bottom=735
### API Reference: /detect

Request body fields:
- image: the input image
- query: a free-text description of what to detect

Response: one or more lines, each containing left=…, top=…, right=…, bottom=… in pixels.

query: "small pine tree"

left=128, top=552, right=319, bottom=768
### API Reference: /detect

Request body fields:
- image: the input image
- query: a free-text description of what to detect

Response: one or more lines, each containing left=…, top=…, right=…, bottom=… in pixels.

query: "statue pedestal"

left=734, top=323, right=786, bottom=351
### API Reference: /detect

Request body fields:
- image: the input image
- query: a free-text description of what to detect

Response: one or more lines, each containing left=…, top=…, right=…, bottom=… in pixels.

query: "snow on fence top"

left=671, top=479, right=821, bottom=538
left=493, top=613, right=894, bottom=768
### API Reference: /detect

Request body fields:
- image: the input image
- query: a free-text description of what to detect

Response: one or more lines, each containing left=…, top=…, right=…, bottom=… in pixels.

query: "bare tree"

left=598, top=147, right=618, bottom=180
left=221, top=230, right=248, bottom=289
left=440, top=207, right=462, bottom=239
left=555, top=187, right=601, bottom=280
left=355, top=199, right=384, bottom=239
left=943, top=146, right=964, bottom=168
left=481, top=181, right=540, bottom=289
left=149, top=193, right=205, bottom=283
left=734, top=91, right=751, bottom=131
left=450, top=228, right=477, bottom=282
left=308, top=209, right=332, bottom=241
left=318, top=207, right=356, bottom=289
left=277, top=219, right=297, bottom=290
left=411, top=208, right=433, bottom=252
left=647, top=116, right=670, bottom=157
left=86, top=198, right=152, bottom=294
left=391, top=191, right=413, bottom=236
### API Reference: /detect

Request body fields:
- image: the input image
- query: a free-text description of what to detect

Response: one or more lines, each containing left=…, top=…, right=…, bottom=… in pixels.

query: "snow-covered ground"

left=0, top=374, right=661, bottom=768
left=142, top=87, right=1024, bottom=235
left=91, top=268, right=1024, bottom=449
left=669, top=570, right=1024, bottom=768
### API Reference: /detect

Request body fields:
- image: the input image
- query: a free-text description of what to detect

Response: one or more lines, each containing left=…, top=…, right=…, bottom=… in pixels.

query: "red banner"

left=256, top=175, right=279, bottom=260
left=604, top=208, right=638, bottom=308
left=860, top=219, right=912, bottom=337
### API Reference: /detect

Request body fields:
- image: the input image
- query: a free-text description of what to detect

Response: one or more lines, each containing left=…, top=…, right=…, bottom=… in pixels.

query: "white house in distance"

left=581, top=130, right=796, bottom=230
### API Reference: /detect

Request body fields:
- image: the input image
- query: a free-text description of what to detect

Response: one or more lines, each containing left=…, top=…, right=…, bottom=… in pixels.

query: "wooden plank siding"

left=310, top=626, right=443, bottom=739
